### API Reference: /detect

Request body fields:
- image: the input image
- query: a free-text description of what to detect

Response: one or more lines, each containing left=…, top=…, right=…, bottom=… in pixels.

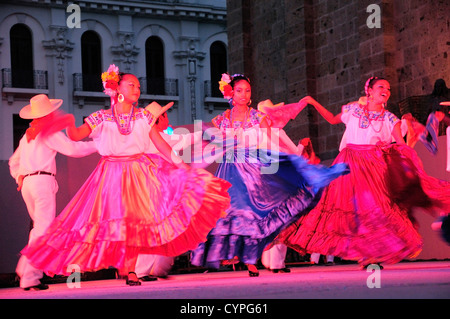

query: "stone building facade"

left=0, top=0, right=228, bottom=161
left=227, top=0, right=449, bottom=160
left=0, top=0, right=228, bottom=274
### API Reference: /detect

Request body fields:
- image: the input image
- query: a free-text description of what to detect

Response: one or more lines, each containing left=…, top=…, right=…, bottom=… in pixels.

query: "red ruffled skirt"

left=277, top=144, right=450, bottom=266
left=21, top=154, right=231, bottom=275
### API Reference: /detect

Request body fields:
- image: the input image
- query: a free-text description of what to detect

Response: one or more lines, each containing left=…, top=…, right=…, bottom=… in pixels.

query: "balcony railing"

left=139, top=77, right=178, bottom=96
left=73, top=74, right=179, bottom=97
left=2, top=68, right=48, bottom=90
left=204, top=80, right=223, bottom=98
left=203, top=80, right=229, bottom=113
left=73, top=73, right=104, bottom=92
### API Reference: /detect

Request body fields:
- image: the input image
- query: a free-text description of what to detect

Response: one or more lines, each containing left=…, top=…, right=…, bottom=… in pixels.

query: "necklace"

left=113, top=103, right=134, bottom=135
left=230, top=106, right=249, bottom=130
left=362, top=105, right=384, bottom=133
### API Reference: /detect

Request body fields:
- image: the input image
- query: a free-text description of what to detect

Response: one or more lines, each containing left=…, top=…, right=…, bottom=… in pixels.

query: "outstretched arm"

left=301, top=96, right=343, bottom=125
left=259, top=116, right=301, bottom=155
left=150, top=125, right=190, bottom=169
left=45, top=131, right=97, bottom=157
left=65, top=114, right=92, bottom=141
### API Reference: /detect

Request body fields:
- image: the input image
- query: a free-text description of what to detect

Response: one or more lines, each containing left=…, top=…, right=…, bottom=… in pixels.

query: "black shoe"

left=139, top=275, right=157, bottom=282
left=248, top=270, right=259, bottom=277
left=126, top=272, right=142, bottom=286
left=271, top=268, right=291, bottom=273
left=362, top=263, right=384, bottom=270
left=247, top=264, right=259, bottom=277
left=24, top=283, right=49, bottom=291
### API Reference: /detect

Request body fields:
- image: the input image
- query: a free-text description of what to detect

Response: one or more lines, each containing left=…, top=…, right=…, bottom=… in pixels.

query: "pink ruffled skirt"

left=277, top=144, right=450, bottom=266
left=21, top=154, right=231, bottom=275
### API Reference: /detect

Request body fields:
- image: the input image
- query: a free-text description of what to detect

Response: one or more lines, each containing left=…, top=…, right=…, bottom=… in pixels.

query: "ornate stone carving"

left=42, top=26, right=74, bottom=85
left=173, top=39, right=205, bottom=121
left=111, top=32, right=140, bottom=73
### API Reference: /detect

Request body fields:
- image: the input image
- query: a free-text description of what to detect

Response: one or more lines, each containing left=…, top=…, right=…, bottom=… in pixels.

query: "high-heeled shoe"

left=361, top=263, right=384, bottom=270
left=248, top=270, right=259, bottom=277
left=24, top=283, right=49, bottom=291
left=246, top=264, right=259, bottom=277
left=271, top=267, right=291, bottom=273
left=126, top=272, right=141, bottom=286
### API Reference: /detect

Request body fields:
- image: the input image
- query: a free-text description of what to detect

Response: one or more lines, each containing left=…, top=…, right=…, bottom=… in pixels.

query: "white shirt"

left=339, top=102, right=400, bottom=151
left=9, top=131, right=97, bottom=183
left=85, top=109, right=153, bottom=156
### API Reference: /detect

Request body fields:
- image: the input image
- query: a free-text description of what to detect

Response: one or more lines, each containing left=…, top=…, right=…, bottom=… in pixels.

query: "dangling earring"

left=247, top=99, right=252, bottom=106
left=118, top=94, right=124, bottom=103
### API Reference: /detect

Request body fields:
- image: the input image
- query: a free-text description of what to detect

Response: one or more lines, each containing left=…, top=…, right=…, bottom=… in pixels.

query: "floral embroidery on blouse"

left=342, top=103, right=399, bottom=129
left=85, top=108, right=154, bottom=131
left=212, top=108, right=269, bottom=130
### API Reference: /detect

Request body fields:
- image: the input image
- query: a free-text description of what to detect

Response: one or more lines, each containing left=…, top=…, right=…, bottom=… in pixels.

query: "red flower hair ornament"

left=101, top=64, right=120, bottom=97
left=219, top=73, right=233, bottom=100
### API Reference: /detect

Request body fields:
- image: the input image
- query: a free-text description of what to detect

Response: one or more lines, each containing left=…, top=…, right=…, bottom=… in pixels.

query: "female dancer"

left=20, top=65, right=231, bottom=285
left=277, top=77, right=450, bottom=268
left=190, top=73, right=349, bottom=276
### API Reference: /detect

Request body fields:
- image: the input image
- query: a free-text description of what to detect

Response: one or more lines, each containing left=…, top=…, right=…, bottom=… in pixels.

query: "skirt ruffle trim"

left=21, top=170, right=231, bottom=276
left=278, top=206, right=423, bottom=266
left=191, top=187, right=320, bottom=268
left=277, top=144, right=445, bottom=266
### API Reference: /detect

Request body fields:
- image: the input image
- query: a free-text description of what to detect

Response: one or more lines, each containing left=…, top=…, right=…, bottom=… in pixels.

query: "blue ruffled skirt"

left=190, top=148, right=349, bottom=268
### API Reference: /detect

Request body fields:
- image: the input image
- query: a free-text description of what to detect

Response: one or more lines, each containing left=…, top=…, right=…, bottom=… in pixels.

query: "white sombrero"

left=19, top=94, right=63, bottom=119
left=145, top=101, right=174, bottom=118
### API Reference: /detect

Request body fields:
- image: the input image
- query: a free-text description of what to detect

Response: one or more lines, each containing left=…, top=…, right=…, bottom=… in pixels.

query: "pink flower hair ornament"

left=218, top=73, right=233, bottom=100
left=364, top=76, right=378, bottom=96
left=101, top=64, right=120, bottom=97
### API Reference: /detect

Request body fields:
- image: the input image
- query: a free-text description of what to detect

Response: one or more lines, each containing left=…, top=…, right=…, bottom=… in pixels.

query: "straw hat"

left=19, top=94, right=63, bottom=119
left=257, top=99, right=285, bottom=114
left=145, top=101, right=174, bottom=118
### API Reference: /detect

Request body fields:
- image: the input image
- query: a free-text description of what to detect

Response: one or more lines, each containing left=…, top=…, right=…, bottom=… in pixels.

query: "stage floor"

left=1, top=260, right=448, bottom=300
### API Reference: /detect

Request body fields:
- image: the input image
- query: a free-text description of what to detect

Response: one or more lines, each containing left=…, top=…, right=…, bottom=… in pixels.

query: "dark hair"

left=365, top=76, right=387, bottom=96
left=367, top=77, right=387, bottom=88
left=118, top=72, right=135, bottom=84
left=432, top=79, right=448, bottom=97
left=229, top=74, right=251, bottom=89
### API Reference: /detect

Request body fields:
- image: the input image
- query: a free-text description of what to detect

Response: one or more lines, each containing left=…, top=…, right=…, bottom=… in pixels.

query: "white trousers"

left=16, top=175, right=58, bottom=288
left=310, top=253, right=334, bottom=264
left=135, top=254, right=175, bottom=278
left=261, top=244, right=287, bottom=270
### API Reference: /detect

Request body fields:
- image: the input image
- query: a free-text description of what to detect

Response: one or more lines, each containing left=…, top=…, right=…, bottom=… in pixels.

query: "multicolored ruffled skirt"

left=277, top=144, right=450, bottom=266
left=21, top=154, right=231, bottom=275
left=190, top=149, right=349, bottom=268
